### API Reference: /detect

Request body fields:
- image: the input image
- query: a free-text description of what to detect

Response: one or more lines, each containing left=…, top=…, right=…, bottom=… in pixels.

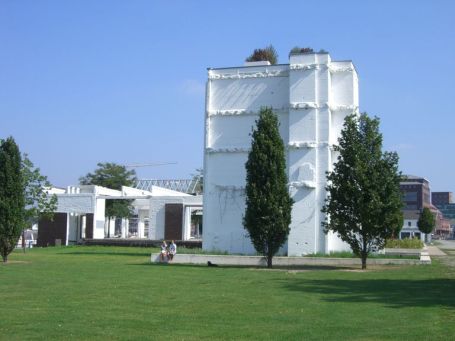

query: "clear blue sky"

left=1, top=0, right=454, bottom=191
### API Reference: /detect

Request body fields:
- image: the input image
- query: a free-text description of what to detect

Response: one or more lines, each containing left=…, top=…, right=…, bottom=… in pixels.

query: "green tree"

left=79, top=163, right=137, bottom=237
left=22, top=154, right=57, bottom=225
left=246, top=45, right=278, bottom=65
left=190, top=168, right=203, bottom=195
left=322, top=113, right=403, bottom=270
left=243, top=107, right=293, bottom=268
left=0, top=137, right=25, bottom=263
left=20, top=154, right=57, bottom=251
left=417, top=207, right=435, bottom=242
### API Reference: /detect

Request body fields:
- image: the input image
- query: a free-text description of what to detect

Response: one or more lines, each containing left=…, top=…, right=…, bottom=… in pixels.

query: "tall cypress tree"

left=244, top=107, right=293, bottom=268
left=0, top=137, right=25, bottom=263
left=322, top=114, right=403, bottom=269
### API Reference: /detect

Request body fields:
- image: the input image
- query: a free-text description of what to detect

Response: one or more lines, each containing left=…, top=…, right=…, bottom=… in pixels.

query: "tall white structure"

left=203, top=52, right=359, bottom=256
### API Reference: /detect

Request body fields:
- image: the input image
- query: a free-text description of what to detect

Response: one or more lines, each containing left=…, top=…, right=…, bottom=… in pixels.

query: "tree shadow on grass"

left=281, top=278, right=455, bottom=308
left=58, top=251, right=151, bottom=257
left=128, top=262, right=353, bottom=271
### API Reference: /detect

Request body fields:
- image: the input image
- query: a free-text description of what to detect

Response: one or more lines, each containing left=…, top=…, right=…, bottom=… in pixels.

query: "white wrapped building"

left=203, top=52, right=359, bottom=256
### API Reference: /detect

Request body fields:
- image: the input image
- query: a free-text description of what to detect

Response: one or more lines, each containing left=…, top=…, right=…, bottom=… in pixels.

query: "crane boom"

left=125, top=162, right=177, bottom=168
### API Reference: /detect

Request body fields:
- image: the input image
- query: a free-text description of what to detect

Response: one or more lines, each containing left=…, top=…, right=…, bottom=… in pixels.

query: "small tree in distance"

left=80, top=163, right=137, bottom=237
left=417, top=207, right=435, bottom=242
left=322, top=113, right=403, bottom=270
left=243, top=107, right=293, bottom=268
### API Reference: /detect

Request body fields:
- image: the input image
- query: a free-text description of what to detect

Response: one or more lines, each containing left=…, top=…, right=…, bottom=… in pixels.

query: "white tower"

left=203, top=52, right=359, bottom=256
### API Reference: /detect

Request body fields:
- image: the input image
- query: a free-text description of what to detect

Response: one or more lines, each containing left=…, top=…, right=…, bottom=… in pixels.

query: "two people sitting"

left=160, top=240, right=177, bottom=262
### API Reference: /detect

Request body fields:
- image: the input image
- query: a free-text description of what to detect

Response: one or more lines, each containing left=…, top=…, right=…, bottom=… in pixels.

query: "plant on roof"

left=245, top=45, right=278, bottom=65
left=289, top=46, right=314, bottom=57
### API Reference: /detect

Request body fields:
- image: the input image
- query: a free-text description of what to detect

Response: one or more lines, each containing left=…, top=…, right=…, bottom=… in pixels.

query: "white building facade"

left=203, top=52, right=359, bottom=256
left=399, top=210, right=428, bottom=242
left=39, top=185, right=202, bottom=246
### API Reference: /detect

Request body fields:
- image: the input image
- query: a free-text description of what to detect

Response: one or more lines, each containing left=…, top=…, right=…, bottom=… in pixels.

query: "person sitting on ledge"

left=168, top=240, right=177, bottom=261
left=160, top=240, right=168, bottom=262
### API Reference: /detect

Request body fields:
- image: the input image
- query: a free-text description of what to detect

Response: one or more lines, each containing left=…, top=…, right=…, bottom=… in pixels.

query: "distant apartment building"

left=400, top=175, right=431, bottom=210
left=432, top=191, right=455, bottom=238
left=400, top=175, right=451, bottom=239
left=431, top=192, right=453, bottom=206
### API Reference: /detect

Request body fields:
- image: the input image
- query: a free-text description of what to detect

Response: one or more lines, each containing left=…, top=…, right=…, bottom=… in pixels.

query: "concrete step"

left=151, top=253, right=425, bottom=266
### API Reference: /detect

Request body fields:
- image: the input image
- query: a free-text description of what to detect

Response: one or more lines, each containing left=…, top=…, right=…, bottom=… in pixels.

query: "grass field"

left=1, top=246, right=454, bottom=340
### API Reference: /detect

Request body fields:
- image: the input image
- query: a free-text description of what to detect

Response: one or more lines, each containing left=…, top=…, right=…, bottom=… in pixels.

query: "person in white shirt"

left=168, top=240, right=177, bottom=261
left=160, top=240, right=168, bottom=262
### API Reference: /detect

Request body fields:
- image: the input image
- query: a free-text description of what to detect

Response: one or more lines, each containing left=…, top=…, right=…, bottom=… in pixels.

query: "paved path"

left=429, top=240, right=455, bottom=268
left=434, top=239, right=455, bottom=250
left=426, top=245, right=447, bottom=256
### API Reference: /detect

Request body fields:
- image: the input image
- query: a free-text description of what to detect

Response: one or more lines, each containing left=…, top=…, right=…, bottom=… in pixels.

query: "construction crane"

left=124, top=162, right=177, bottom=168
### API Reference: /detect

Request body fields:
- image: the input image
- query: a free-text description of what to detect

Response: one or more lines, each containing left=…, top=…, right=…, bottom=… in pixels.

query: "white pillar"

left=138, top=219, right=144, bottom=239
left=182, top=207, right=192, bottom=241
left=65, top=213, right=70, bottom=246
left=121, top=219, right=127, bottom=238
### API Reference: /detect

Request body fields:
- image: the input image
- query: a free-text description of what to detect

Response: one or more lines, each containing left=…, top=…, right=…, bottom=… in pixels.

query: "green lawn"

left=1, top=246, right=454, bottom=340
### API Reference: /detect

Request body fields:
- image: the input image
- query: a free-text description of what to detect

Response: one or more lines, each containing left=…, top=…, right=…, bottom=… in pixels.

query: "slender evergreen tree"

left=322, top=114, right=403, bottom=269
left=243, top=107, right=293, bottom=268
left=0, top=137, right=26, bottom=263
left=417, top=207, right=435, bottom=242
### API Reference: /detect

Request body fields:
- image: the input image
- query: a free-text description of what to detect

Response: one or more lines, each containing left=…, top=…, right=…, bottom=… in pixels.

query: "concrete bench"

left=150, top=253, right=424, bottom=266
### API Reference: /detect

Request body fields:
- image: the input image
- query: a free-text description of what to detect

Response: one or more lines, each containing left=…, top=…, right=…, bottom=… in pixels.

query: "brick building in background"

left=400, top=175, right=451, bottom=240
left=432, top=191, right=455, bottom=238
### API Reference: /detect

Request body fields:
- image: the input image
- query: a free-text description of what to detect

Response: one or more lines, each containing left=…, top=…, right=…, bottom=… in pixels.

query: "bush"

left=289, top=46, right=314, bottom=57
left=306, top=251, right=355, bottom=258
left=246, top=45, right=278, bottom=65
left=385, top=238, right=424, bottom=249
left=305, top=251, right=418, bottom=259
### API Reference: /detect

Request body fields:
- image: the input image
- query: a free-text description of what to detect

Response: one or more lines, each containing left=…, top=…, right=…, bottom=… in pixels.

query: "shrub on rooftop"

left=246, top=45, right=278, bottom=65
left=289, top=46, right=314, bottom=57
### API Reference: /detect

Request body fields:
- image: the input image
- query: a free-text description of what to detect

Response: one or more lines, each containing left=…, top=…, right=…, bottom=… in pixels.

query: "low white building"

left=38, top=185, right=202, bottom=246
left=203, top=51, right=359, bottom=256
left=400, top=210, right=427, bottom=242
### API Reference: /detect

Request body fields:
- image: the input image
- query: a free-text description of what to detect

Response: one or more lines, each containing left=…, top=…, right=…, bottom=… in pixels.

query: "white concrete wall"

left=121, top=186, right=152, bottom=196
left=93, top=198, right=106, bottom=239
left=400, top=219, right=426, bottom=241
left=55, top=194, right=94, bottom=214
left=150, top=186, right=191, bottom=197
left=67, top=215, right=79, bottom=244
left=149, top=196, right=203, bottom=240
left=149, top=198, right=168, bottom=240
left=204, top=65, right=289, bottom=254
left=204, top=52, right=358, bottom=255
